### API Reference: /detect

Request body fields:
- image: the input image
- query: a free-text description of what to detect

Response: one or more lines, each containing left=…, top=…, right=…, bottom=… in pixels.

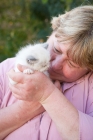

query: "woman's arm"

left=8, top=67, right=79, bottom=140
left=0, top=59, right=44, bottom=139
left=41, top=87, right=79, bottom=140
left=0, top=100, right=44, bottom=140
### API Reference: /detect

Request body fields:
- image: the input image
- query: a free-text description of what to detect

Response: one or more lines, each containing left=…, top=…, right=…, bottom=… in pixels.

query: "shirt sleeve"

left=0, top=61, right=5, bottom=107
left=79, top=73, right=93, bottom=140
left=0, top=58, right=15, bottom=107
left=79, top=111, right=93, bottom=140
left=0, top=77, right=3, bottom=107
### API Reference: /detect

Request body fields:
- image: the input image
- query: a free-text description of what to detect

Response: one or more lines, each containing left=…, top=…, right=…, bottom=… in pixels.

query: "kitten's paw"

left=23, top=69, right=34, bottom=74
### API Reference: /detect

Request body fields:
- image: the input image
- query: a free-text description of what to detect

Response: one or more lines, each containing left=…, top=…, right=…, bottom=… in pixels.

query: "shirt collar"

left=62, top=75, right=85, bottom=93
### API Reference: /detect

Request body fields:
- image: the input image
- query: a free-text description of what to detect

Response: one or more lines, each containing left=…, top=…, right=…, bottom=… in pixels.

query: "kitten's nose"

left=26, top=55, right=37, bottom=64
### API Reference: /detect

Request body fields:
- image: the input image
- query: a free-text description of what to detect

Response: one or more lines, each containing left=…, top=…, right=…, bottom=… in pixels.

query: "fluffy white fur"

left=9, top=42, right=50, bottom=85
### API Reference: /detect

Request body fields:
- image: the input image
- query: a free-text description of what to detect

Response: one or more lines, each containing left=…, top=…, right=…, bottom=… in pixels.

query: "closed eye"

left=53, top=46, right=61, bottom=54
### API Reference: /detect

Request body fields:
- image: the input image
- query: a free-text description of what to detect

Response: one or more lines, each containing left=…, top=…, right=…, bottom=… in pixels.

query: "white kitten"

left=9, top=42, right=50, bottom=85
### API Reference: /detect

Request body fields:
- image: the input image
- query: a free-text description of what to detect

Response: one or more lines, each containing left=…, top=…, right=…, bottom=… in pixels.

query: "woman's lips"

left=48, top=64, right=60, bottom=75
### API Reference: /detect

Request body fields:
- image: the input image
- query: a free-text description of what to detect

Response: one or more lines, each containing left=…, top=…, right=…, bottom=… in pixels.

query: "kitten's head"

left=16, top=42, right=50, bottom=72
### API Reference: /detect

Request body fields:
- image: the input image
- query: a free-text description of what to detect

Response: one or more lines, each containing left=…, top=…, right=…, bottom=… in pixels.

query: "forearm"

left=0, top=100, right=44, bottom=140
left=41, top=88, right=79, bottom=140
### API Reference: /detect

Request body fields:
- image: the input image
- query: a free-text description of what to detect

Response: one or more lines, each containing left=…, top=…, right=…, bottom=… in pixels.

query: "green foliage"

left=30, top=0, right=66, bottom=40
left=0, top=0, right=35, bottom=62
left=68, top=0, right=93, bottom=9
left=0, top=0, right=93, bottom=62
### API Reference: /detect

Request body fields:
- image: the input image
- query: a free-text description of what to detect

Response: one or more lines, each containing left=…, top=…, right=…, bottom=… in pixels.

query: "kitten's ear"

left=27, top=55, right=38, bottom=64
left=42, top=42, right=48, bottom=49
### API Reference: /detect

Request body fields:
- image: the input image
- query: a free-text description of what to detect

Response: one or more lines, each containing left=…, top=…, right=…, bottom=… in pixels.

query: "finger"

left=12, top=92, right=23, bottom=100
left=8, top=69, right=25, bottom=83
left=12, top=92, right=27, bottom=101
left=9, top=83, right=23, bottom=96
left=17, top=64, right=29, bottom=72
left=54, top=80, right=62, bottom=91
left=9, top=83, right=29, bottom=100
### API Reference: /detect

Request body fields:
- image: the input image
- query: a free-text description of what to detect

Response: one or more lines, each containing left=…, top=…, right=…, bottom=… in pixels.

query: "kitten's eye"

left=26, top=55, right=38, bottom=64
left=53, top=46, right=61, bottom=54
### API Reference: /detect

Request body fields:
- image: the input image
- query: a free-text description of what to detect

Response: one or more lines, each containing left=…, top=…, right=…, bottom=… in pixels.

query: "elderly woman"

left=0, top=5, right=93, bottom=140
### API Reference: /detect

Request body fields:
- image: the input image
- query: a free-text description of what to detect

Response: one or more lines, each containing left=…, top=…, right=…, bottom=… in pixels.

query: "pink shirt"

left=0, top=58, right=93, bottom=140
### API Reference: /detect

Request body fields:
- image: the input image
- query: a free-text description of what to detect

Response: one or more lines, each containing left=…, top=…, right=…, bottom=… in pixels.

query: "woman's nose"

left=56, top=54, right=66, bottom=63
left=51, top=55, right=65, bottom=69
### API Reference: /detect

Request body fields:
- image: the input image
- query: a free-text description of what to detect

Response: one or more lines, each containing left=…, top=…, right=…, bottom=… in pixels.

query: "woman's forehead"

left=56, top=40, right=70, bottom=52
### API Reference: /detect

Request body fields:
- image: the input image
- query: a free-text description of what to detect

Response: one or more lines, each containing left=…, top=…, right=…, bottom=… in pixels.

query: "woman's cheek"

left=62, top=65, right=74, bottom=79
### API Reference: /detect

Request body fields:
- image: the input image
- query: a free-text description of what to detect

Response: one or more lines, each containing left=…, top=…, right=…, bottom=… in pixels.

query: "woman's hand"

left=8, top=64, right=56, bottom=103
left=54, top=80, right=62, bottom=92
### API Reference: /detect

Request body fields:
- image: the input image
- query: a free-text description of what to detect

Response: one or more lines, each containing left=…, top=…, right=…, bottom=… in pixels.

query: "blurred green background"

left=0, top=0, right=93, bottom=62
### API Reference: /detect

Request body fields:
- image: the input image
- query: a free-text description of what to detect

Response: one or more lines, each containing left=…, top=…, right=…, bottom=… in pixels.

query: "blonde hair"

left=51, top=5, right=93, bottom=71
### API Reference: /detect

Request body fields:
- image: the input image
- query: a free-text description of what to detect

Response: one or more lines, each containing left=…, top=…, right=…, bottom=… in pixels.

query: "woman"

left=0, top=5, right=93, bottom=140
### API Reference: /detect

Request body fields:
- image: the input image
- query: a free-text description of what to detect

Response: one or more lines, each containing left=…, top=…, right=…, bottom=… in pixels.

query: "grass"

left=0, top=0, right=48, bottom=62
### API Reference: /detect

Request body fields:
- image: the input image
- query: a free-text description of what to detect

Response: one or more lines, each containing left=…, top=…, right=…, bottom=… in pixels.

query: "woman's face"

left=47, top=32, right=89, bottom=82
